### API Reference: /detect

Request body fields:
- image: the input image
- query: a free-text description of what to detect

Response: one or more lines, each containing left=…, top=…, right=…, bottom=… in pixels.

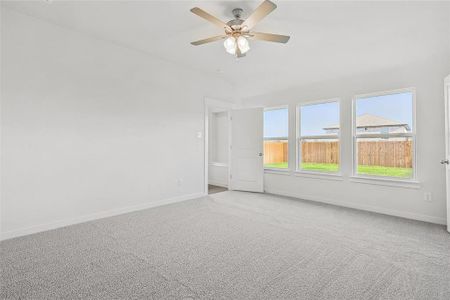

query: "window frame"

left=296, top=98, right=342, bottom=175
left=352, top=87, right=417, bottom=181
left=263, top=105, right=290, bottom=171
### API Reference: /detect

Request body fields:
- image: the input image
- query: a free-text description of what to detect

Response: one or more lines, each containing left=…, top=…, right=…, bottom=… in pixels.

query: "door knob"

left=258, top=152, right=263, bottom=156
left=441, top=159, right=449, bottom=165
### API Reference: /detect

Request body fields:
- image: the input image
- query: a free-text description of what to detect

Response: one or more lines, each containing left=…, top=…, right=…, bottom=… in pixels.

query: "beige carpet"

left=208, top=184, right=227, bottom=195
left=1, top=191, right=450, bottom=299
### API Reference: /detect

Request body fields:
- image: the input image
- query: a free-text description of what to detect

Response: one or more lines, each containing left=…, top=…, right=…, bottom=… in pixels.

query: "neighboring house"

left=323, top=113, right=410, bottom=135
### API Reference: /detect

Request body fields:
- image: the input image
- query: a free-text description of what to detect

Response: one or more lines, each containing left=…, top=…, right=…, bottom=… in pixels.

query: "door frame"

left=204, top=98, right=234, bottom=195
left=444, top=75, right=450, bottom=232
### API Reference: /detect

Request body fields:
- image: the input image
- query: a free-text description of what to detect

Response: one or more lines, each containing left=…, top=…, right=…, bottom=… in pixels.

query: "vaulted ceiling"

left=3, top=1, right=450, bottom=98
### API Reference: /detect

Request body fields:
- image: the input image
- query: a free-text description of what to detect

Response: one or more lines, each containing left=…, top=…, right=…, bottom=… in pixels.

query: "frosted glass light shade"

left=223, top=37, right=236, bottom=55
left=237, top=36, right=250, bottom=54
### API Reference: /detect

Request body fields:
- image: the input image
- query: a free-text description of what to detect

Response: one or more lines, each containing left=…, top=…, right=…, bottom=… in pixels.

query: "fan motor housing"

left=227, top=19, right=244, bottom=27
left=228, top=8, right=245, bottom=28
left=232, top=8, right=243, bottom=19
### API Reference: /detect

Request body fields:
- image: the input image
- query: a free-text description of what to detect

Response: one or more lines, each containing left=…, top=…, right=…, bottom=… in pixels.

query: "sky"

left=264, top=92, right=413, bottom=137
left=264, top=108, right=289, bottom=138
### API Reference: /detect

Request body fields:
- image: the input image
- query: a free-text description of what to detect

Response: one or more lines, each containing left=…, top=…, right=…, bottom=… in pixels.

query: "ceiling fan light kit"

left=224, top=36, right=250, bottom=55
left=190, top=0, right=290, bottom=58
left=223, top=36, right=237, bottom=54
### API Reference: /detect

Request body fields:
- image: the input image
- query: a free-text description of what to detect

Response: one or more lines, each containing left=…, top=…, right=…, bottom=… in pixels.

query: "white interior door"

left=230, top=108, right=264, bottom=192
left=444, top=75, right=450, bottom=232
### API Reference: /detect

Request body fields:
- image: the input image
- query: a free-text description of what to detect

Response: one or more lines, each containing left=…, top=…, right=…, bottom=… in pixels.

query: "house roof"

left=323, top=114, right=410, bottom=130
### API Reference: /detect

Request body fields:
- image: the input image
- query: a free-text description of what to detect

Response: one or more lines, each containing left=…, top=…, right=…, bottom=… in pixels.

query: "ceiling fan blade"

left=249, top=32, right=290, bottom=43
left=190, top=7, right=231, bottom=31
left=191, top=35, right=228, bottom=46
left=241, top=0, right=277, bottom=30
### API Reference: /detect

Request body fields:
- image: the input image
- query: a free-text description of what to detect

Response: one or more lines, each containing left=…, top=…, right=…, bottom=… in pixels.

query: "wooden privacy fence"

left=264, top=141, right=288, bottom=165
left=357, top=140, right=412, bottom=168
left=301, top=141, right=340, bottom=164
left=264, top=140, right=412, bottom=168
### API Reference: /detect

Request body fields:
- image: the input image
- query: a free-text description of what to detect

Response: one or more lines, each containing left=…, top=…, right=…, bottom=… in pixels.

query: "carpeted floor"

left=1, top=191, right=450, bottom=299
left=208, top=184, right=228, bottom=195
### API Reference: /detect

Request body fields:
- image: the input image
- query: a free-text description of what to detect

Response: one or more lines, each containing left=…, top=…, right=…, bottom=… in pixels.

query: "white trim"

left=296, top=97, right=341, bottom=107
left=352, top=87, right=417, bottom=181
left=298, top=134, right=339, bottom=140
left=264, top=105, right=289, bottom=112
left=296, top=98, right=341, bottom=173
left=264, top=137, right=289, bottom=141
left=293, top=171, right=344, bottom=181
left=265, top=188, right=446, bottom=225
left=265, top=167, right=419, bottom=187
left=264, top=168, right=291, bottom=175
left=296, top=102, right=300, bottom=169
left=209, top=162, right=228, bottom=167
left=0, top=192, right=205, bottom=241
left=349, top=176, right=420, bottom=189
left=353, top=87, right=417, bottom=100
left=355, top=132, right=414, bottom=139
left=444, top=75, right=450, bottom=232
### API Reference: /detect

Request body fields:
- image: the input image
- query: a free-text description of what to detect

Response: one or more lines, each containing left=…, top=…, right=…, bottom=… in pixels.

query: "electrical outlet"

left=423, top=192, right=432, bottom=202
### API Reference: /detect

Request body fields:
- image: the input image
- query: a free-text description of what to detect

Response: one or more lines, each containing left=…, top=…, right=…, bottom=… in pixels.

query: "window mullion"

left=300, top=134, right=339, bottom=140
left=355, top=133, right=414, bottom=139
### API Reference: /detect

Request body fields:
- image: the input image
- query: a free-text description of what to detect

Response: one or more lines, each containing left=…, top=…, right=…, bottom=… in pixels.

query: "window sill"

left=349, top=176, right=421, bottom=189
left=294, top=171, right=344, bottom=181
left=264, top=168, right=292, bottom=175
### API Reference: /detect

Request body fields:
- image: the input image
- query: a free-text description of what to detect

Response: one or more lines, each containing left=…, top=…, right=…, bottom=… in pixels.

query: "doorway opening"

left=205, top=99, right=232, bottom=195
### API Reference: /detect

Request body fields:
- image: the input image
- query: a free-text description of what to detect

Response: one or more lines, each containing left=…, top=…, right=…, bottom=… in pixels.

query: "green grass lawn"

left=302, top=163, right=339, bottom=172
left=264, top=162, right=412, bottom=178
left=357, top=165, right=412, bottom=178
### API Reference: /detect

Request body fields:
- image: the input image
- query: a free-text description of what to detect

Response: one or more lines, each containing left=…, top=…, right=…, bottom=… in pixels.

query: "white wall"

left=208, top=111, right=229, bottom=187
left=243, top=55, right=450, bottom=225
left=0, top=9, right=235, bottom=239
left=208, top=164, right=228, bottom=188
left=2, top=5, right=448, bottom=240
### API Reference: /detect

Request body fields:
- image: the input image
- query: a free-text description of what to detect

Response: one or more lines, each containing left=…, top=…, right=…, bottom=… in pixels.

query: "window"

left=353, top=89, right=415, bottom=179
left=298, top=100, right=340, bottom=173
left=264, top=107, right=289, bottom=169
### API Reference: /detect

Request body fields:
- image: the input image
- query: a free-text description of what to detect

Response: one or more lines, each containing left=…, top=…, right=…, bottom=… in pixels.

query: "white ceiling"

left=3, top=1, right=450, bottom=98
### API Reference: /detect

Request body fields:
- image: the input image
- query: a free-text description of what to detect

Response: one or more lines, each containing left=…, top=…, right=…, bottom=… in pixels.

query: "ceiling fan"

left=190, top=0, right=290, bottom=58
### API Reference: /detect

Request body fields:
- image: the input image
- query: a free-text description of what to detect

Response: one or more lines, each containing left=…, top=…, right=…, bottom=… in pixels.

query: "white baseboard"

left=0, top=192, right=206, bottom=241
left=265, top=188, right=447, bottom=225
